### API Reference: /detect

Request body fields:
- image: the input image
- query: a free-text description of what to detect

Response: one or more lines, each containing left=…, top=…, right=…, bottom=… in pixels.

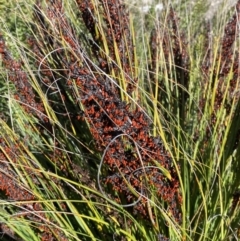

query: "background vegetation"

left=0, top=0, right=240, bottom=240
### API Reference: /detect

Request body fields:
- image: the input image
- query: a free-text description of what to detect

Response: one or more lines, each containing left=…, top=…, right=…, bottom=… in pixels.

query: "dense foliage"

left=0, top=0, right=240, bottom=240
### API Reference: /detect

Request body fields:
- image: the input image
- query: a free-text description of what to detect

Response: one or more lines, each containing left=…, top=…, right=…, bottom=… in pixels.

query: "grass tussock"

left=0, top=0, right=240, bottom=240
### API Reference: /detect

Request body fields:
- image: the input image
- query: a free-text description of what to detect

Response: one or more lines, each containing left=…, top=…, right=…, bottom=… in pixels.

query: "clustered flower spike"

left=75, top=0, right=182, bottom=223
left=199, top=1, right=240, bottom=141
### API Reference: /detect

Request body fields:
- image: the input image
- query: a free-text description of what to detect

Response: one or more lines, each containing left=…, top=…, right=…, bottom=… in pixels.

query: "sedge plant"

left=0, top=0, right=240, bottom=241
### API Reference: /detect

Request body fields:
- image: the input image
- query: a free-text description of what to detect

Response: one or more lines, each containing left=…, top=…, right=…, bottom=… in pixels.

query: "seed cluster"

left=149, top=6, right=189, bottom=127
left=78, top=0, right=137, bottom=94
left=76, top=0, right=182, bottom=222
left=200, top=1, right=240, bottom=132
left=73, top=67, right=182, bottom=221
left=0, top=138, right=35, bottom=201
left=0, top=34, right=47, bottom=122
left=0, top=132, right=69, bottom=240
